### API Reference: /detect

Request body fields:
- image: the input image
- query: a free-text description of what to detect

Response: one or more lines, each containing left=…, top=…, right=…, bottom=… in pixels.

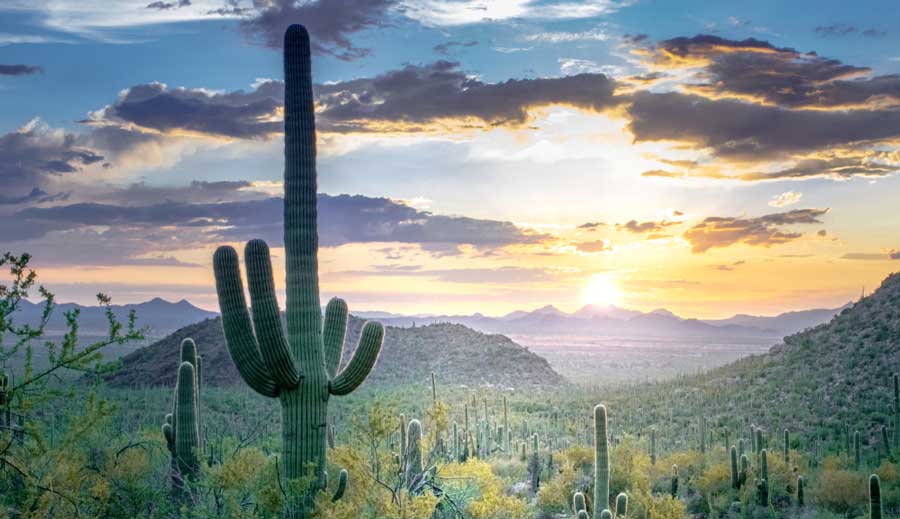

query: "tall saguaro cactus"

left=212, top=24, right=384, bottom=511
left=594, top=404, right=610, bottom=518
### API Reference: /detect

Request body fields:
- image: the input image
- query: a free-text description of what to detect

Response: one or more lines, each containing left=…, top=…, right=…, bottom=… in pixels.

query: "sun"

left=583, top=274, right=623, bottom=307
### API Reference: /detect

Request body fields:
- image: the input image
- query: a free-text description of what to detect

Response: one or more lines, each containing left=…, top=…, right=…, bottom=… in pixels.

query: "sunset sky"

left=2, top=0, right=900, bottom=318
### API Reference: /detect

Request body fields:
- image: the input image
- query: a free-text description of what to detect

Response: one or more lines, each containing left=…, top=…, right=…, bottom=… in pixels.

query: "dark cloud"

left=5, top=193, right=547, bottom=263
left=339, top=265, right=559, bottom=284
left=683, top=208, right=828, bottom=253
left=239, top=0, right=397, bottom=61
left=0, top=64, right=43, bottom=76
left=85, top=64, right=618, bottom=138
left=433, top=40, right=479, bottom=56
left=574, top=240, right=610, bottom=253
left=207, top=0, right=250, bottom=16
left=577, top=221, right=605, bottom=230
left=841, top=251, right=900, bottom=261
left=88, top=81, right=283, bottom=139
left=146, top=0, right=190, bottom=10
left=617, top=219, right=678, bottom=234
left=628, top=91, right=900, bottom=164
left=0, top=119, right=105, bottom=203
left=316, top=60, right=620, bottom=132
left=648, top=34, right=900, bottom=110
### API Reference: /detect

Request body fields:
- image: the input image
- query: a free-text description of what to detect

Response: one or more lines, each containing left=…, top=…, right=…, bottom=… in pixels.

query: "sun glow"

left=583, top=274, right=623, bottom=307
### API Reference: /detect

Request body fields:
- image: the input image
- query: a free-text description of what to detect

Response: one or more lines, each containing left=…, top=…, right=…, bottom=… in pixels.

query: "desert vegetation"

left=2, top=23, right=900, bottom=519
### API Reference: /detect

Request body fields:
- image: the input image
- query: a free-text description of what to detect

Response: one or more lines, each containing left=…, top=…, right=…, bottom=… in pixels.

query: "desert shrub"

left=810, top=468, right=866, bottom=513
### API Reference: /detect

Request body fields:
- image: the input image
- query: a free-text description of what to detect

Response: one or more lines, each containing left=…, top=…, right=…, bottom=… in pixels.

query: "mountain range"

left=355, top=302, right=852, bottom=339
left=13, top=297, right=218, bottom=337
left=17, top=296, right=849, bottom=340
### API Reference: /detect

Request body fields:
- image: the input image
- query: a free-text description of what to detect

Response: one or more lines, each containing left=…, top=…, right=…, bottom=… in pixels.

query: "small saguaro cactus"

left=578, top=512, right=590, bottom=519
left=700, top=417, right=706, bottom=454
left=894, top=373, right=899, bottom=449
left=573, top=492, right=587, bottom=514
left=739, top=454, right=749, bottom=487
left=783, top=429, right=789, bottom=463
left=870, top=474, right=882, bottom=519
left=757, top=478, right=768, bottom=507
left=797, top=475, right=804, bottom=507
left=855, top=431, right=862, bottom=469
left=330, top=469, right=347, bottom=502
left=600, top=510, right=612, bottom=519
left=671, top=464, right=679, bottom=497
left=760, top=448, right=768, bottom=483
left=529, top=433, right=541, bottom=493
left=651, top=428, right=657, bottom=465
left=615, top=492, right=628, bottom=518
left=405, top=419, right=424, bottom=491
left=211, top=24, right=384, bottom=514
left=594, top=404, right=610, bottom=518
left=164, top=361, right=201, bottom=488
left=730, top=446, right=739, bottom=489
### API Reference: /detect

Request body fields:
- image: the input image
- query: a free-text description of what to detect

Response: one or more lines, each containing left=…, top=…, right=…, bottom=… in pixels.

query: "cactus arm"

left=329, top=321, right=384, bottom=395
left=323, top=297, right=348, bottom=378
left=245, top=239, right=302, bottom=389
left=162, top=422, right=174, bottom=452
left=331, top=469, right=348, bottom=502
left=213, top=246, right=279, bottom=397
left=283, top=24, right=323, bottom=356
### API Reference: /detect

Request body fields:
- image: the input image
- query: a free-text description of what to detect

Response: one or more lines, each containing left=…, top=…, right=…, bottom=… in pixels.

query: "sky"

left=2, top=0, right=900, bottom=319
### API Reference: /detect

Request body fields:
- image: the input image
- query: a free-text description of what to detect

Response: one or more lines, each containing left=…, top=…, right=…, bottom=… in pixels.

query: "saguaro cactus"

left=573, top=492, right=587, bottom=514
left=783, top=429, right=789, bottom=464
left=730, top=446, right=739, bottom=489
left=163, top=361, right=200, bottom=488
left=671, top=465, right=679, bottom=497
left=212, top=24, right=384, bottom=513
left=797, top=475, right=804, bottom=507
left=615, top=493, right=628, bottom=518
left=651, top=428, right=657, bottom=465
left=870, top=474, right=882, bottom=519
left=405, top=419, right=423, bottom=490
left=594, top=404, right=610, bottom=517
left=894, top=373, right=899, bottom=449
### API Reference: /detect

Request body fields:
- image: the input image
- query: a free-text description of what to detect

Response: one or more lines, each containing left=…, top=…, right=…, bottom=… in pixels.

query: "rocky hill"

left=647, top=272, right=900, bottom=443
left=103, top=316, right=567, bottom=390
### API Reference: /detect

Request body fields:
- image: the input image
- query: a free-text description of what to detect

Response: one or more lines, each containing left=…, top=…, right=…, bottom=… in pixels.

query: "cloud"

left=628, top=91, right=900, bottom=163
left=401, top=0, right=632, bottom=26
left=0, top=119, right=105, bottom=203
left=638, top=34, right=900, bottom=110
left=4, top=192, right=548, bottom=264
left=0, top=64, right=44, bottom=76
left=87, top=81, right=283, bottom=139
left=711, top=260, right=746, bottom=271
left=768, top=191, right=802, bottom=208
left=617, top=219, right=678, bottom=234
left=433, top=40, right=478, bottom=55
left=239, top=0, right=397, bottom=61
left=573, top=240, right=610, bottom=253
left=525, top=27, right=609, bottom=43
left=683, top=208, right=828, bottom=253
left=316, top=60, right=620, bottom=132
left=146, top=0, right=191, bottom=10
left=341, top=265, right=561, bottom=284
left=815, top=24, right=886, bottom=38
left=841, top=250, right=900, bottom=261
left=577, top=221, right=605, bottom=230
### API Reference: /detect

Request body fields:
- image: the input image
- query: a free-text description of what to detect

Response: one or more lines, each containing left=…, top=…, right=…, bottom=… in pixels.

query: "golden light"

left=583, top=274, right=623, bottom=307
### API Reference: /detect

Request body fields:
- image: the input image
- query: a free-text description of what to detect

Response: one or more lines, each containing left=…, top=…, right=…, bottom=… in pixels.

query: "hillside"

left=615, top=272, right=900, bottom=455
left=103, top=316, right=567, bottom=390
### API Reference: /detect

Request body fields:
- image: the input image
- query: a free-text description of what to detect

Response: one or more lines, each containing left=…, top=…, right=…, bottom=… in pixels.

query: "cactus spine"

left=594, top=404, right=610, bottom=517
left=211, top=24, right=384, bottom=514
left=870, top=474, right=882, bottom=519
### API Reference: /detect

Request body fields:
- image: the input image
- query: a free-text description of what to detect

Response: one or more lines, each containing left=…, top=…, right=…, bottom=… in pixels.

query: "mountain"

left=700, top=305, right=850, bottom=337
left=103, top=316, right=567, bottom=390
left=13, top=297, right=218, bottom=337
